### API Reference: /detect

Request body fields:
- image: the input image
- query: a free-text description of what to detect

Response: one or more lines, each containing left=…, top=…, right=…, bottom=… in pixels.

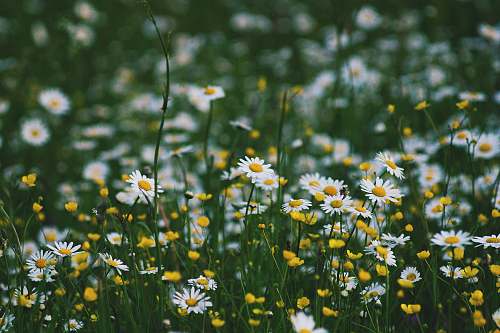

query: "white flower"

left=47, top=241, right=82, bottom=257
left=187, top=275, right=218, bottom=291
left=106, top=232, right=124, bottom=246
left=99, top=253, right=129, bottom=274
left=360, top=177, right=403, bottom=205
left=458, top=91, right=486, bottom=102
left=381, top=233, right=410, bottom=248
left=172, top=287, right=212, bottom=314
left=255, top=173, right=279, bottom=191
left=282, top=198, right=312, bottom=213
left=139, top=267, right=159, bottom=275
left=350, top=204, right=373, bottom=219
left=361, top=282, right=385, bottom=304
left=431, top=230, right=472, bottom=248
left=290, top=312, right=327, bottom=333
left=200, top=85, right=225, bottom=101
left=0, top=312, right=15, bottom=332
left=28, top=269, right=57, bottom=283
left=127, top=170, right=163, bottom=201
left=26, top=250, right=55, bottom=272
left=313, top=177, right=346, bottom=197
left=400, top=266, right=421, bottom=283
left=237, top=156, right=274, bottom=182
left=21, top=119, right=50, bottom=146
left=320, top=194, right=353, bottom=216
left=356, top=6, right=381, bottom=30
left=440, top=265, right=463, bottom=279
left=39, top=89, right=70, bottom=115
left=471, top=234, right=500, bottom=249
left=299, top=173, right=324, bottom=194
left=493, top=307, right=500, bottom=328
left=83, top=161, right=109, bottom=181
left=375, top=152, right=405, bottom=179
left=65, top=319, right=83, bottom=332
left=474, top=133, right=498, bottom=159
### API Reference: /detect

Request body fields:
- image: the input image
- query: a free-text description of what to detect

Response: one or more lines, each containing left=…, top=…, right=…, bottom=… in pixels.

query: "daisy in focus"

left=320, top=194, right=353, bottom=216
left=99, top=253, right=129, bottom=274
left=47, top=241, right=82, bottom=258
left=127, top=170, right=163, bottom=201
left=431, top=230, right=472, bottom=248
left=237, top=156, right=274, bottom=182
left=172, top=287, right=213, bottom=314
left=360, top=177, right=403, bottom=205
left=290, top=312, right=327, bottom=333
left=282, top=198, right=312, bottom=213
left=375, top=152, right=405, bottom=179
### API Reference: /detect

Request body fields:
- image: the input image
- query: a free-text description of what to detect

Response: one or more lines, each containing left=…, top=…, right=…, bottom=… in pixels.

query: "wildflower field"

left=1, top=0, right=499, bottom=332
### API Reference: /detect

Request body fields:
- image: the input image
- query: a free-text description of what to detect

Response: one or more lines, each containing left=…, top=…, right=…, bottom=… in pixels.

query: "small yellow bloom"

left=83, top=287, right=98, bottom=302
left=211, top=318, right=225, bottom=328
left=162, top=271, right=182, bottom=283
left=469, top=290, right=484, bottom=306
left=21, top=173, right=37, bottom=187
left=32, top=202, right=43, bottom=213
left=296, top=296, right=310, bottom=309
left=329, top=239, right=345, bottom=249
left=416, top=250, right=430, bottom=260
left=358, top=269, right=372, bottom=283
left=245, top=293, right=256, bottom=304
left=187, top=250, right=200, bottom=261
left=65, top=201, right=78, bottom=213
left=401, top=304, right=421, bottom=314
left=322, top=306, right=339, bottom=317
left=196, top=216, right=210, bottom=227
left=414, top=100, right=430, bottom=111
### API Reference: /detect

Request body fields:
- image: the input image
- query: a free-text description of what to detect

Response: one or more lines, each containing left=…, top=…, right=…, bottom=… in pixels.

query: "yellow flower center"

left=138, top=180, right=152, bottom=191
left=204, top=87, right=216, bottom=95
left=330, top=199, right=343, bottom=208
left=107, top=259, right=120, bottom=267
left=308, top=180, right=320, bottom=187
left=366, top=290, right=379, bottom=298
left=486, top=237, right=499, bottom=243
left=299, top=330, right=312, bottom=333
left=444, top=236, right=460, bottom=244
left=49, top=98, right=61, bottom=108
left=386, top=160, right=397, bottom=170
left=457, top=131, right=467, bottom=139
left=406, top=273, right=416, bottom=281
left=356, top=206, right=366, bottom=213
left=372, top=186, right=386, bottom=197
left=263, top=179, right=275, bottom=185
left=478, top=143, right=492, bottom=152
left=59, top=248, right=72, bottom=256
left=289, top=199, right=303, bottom=208
left=323, top=185, right=337, bottom=196
left=31, top=129, right=40, bottom=137
left=186, top=298, right=198, bottom=306
left=197, top=277, right=208, bottom=285
left=249, top=162, right=263, bottom=172
left=35, top=258, right=47, bottom=268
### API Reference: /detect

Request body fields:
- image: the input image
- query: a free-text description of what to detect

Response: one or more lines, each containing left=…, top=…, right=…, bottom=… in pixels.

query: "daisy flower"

left=350, top=204, right=373, bottom=219
left=320, top=194, right=353, bottom=216
left=360, top=177, right=403, bottom=205
left=255, top=173, right=279, bottom=191
left=21, top=119, right=50, bottom=146
left=127, top=170, right=163, bottom=201
left=440, top=265, right=463, bottom=279
left=471, top=234, right=500, bottom=249
left=375, top=152, right=405, bottom=179
left=361, top=282, right=386, bottom=304
left=299, top=173, right=324, bottom=194
left=474, top=133, right=498, bottom=159
left=47, top=241, right=82, bottom=257
left=200, top=85, right=225, bottom=101
left=431, top=230, right=472, bottom=248
left=172, top=287, right=213, bottom=314
left=237, top=156, right=274, bottom=182
left=0, top=312, right=15, bottom=332
left=187, top=275, right=218, bottom=291
left=381, top=233, right=410, bottom=248
left=139, top=266, right=159, bottom=275
left=335, top=272, right=358, bottom=291
left=39, top=88, right=70, bottom=115
left=282, top=198, right=312, bottom=214
left=28, top=269, right=57, bottom=283
left=99, top=253, right=129, bottom=274
left=26, top=250, right=55, bottom=272
left=313, top=177, right=346, bottom=197
left=290, top=312, right=327, bottom=333
left=65, top=319, right=84, bottom=332
left=400, top=266, right=422, bottom=283
left=365, top=240, right=397, bottom=266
